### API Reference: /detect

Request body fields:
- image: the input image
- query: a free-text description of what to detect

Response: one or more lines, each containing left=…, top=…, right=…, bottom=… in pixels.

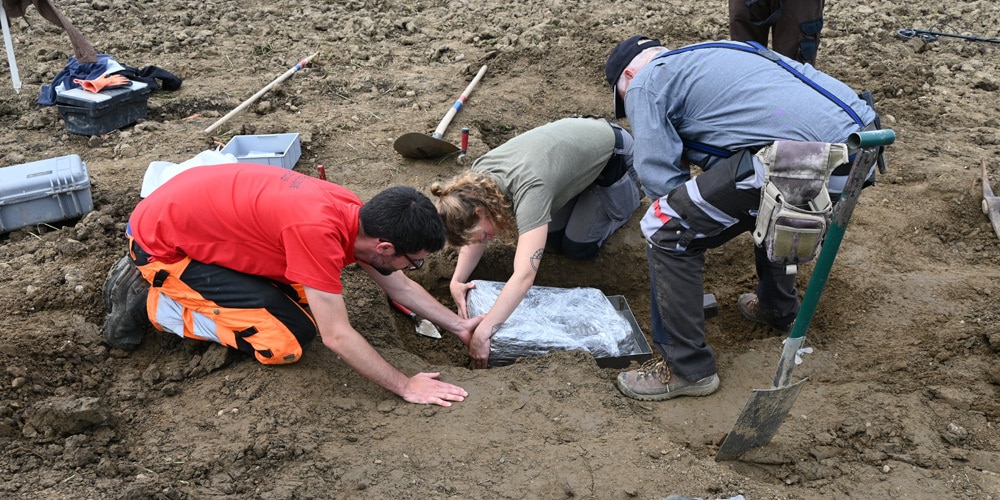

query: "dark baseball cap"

left=605, top=35, right=662, bottom=118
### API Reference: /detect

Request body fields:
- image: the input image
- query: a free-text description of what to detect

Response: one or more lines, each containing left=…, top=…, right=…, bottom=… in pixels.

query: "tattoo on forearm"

left=491, top=324, right=501, bottom=337
left=530, top=249, right=543, bottom=272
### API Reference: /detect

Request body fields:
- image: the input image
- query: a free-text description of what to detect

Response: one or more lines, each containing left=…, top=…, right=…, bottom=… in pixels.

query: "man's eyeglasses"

left=401, top=253, right=424, bottom=271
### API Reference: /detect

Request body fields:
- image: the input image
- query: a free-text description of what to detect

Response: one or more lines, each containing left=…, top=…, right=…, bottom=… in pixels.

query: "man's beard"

left=369, top=254, right=397, bottom=276
left=372, top=264, right=395, bottom=276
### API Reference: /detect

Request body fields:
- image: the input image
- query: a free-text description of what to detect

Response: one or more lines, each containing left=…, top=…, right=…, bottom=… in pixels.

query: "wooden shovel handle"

left=432, top=65, right=488, bottom=138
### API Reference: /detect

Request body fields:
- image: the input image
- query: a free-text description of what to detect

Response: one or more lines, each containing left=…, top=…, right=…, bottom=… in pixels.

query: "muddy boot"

left=102, top=256, right=151, bottom=351
left=737, top=293, right=792, bottom=335
left=616, top=358, right=720, bottom=401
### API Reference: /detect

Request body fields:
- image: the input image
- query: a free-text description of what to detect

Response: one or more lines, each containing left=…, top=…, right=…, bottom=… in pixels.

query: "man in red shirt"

left=102, top=164, right=481, bottom=406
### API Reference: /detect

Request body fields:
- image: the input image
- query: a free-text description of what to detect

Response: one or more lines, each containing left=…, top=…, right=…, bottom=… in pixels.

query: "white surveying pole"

left=0, top=3, right=21, bottom=93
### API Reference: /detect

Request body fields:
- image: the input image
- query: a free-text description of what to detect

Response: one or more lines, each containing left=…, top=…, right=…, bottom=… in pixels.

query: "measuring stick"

left=0, top=4, right=21, bottom=93
left=204, top=52, right=318, bottom=135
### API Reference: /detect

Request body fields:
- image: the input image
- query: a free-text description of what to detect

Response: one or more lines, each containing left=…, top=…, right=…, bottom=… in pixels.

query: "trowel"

left=391, top=300, right=442, bottom=339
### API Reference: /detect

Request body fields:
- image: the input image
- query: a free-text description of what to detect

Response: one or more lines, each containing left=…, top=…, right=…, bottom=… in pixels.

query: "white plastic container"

left=220, top=133, right=301, bottom=169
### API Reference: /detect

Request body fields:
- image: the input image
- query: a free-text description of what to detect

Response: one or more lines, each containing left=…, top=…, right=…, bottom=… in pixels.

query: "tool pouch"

left=752, top=141, right=848, bottom=270
left=754, top=182, right=831, bottom=267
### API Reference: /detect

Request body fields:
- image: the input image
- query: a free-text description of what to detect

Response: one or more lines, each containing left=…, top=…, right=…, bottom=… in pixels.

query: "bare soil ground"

left=2, top=0, right=1000, bottom=498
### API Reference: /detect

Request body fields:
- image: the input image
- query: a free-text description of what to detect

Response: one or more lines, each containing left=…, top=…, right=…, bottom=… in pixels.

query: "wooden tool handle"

left=431, top=65, right=487, bottom=139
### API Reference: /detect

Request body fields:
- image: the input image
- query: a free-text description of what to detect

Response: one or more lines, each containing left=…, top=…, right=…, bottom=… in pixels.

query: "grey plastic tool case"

left=0, top=154, right=93, bottom=233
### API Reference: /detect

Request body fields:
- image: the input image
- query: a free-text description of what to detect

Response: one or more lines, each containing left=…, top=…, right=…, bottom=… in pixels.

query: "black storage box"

left=55, top=80, right=151, bottom=136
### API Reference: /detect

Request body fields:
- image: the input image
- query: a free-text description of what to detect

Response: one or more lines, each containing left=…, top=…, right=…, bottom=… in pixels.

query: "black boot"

left=102, top=256, right=151, bottom=351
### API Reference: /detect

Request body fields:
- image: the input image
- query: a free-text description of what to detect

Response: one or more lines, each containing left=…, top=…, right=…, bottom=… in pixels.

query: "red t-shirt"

left=130, top=164, right=360, bottom=294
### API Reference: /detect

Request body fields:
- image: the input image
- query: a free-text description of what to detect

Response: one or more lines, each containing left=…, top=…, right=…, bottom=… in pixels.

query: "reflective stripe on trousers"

left=127, top=237, right=317, bottom=365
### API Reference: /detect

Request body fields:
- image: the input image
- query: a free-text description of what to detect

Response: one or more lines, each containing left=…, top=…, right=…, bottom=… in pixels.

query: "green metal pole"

left=774, top=130, right=896, bottom=387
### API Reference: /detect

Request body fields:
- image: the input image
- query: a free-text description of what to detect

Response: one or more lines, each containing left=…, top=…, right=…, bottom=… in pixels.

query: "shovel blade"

left=393, top=132, right=460, bottom=159
left=715, top=377, right=808, bottom=461
left=981, top=161, right=1000, bottom=240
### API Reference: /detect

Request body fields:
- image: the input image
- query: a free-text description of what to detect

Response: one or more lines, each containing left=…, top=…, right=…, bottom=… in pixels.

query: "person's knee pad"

left=801, top=18, right=823, bottom=36
left=561, top=238, right=600, bottom=260
left=799, top=18, right=823, bottom=62
left=245, top=310, right=317, bottom=365
left=799, top=39, right=818, bottom=63
left=247, top=326, right=314, bottom=365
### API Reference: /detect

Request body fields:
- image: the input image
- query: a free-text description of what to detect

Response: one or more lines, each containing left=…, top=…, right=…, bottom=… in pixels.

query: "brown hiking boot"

left=737, top=293, right=791, bottom=335
left=102, top=256, right=151, bottom=351
left=616, top=358, right=719, bottom=401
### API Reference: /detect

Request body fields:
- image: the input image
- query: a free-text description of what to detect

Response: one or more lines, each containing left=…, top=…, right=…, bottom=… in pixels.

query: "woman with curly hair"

left=430, top=117, right=641, bottom=368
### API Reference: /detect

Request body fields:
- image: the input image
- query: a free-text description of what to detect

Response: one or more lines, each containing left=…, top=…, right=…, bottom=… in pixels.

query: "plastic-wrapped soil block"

left=467, top=280, right=638, bottom=366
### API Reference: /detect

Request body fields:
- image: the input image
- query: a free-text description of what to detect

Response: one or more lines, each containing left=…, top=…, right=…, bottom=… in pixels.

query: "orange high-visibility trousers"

left=127, top=237, right=317, bottom=364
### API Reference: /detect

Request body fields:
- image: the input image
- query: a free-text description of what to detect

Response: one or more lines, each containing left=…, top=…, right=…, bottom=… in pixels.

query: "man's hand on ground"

left=402, top=372, right=468, bottom=407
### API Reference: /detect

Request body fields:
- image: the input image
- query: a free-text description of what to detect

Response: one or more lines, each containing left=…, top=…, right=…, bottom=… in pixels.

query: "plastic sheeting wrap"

left=467, top=280, right=637, bottom=366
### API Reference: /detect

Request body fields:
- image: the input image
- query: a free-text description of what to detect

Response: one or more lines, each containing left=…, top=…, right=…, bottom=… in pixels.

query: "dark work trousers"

left=728, top=0, right=825, bottom=65
left=648, top=244, right=715, bottom=381
left=547, top=168, right=641, bottom=260
left=644, top=153, right=801, bottom=381
left=648, top=241, right=800, bottom=381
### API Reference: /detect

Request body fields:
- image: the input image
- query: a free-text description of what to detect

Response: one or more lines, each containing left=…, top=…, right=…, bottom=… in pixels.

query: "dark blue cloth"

left=114, top=64, right=183, bottom=92
left=38, top=54, right=118, bottom=106
left=38, top=54, right=182, bottom=106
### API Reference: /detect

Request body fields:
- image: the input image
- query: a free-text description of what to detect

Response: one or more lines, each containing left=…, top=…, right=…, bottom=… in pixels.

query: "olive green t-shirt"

left=471, top=117, right=615, bottom=234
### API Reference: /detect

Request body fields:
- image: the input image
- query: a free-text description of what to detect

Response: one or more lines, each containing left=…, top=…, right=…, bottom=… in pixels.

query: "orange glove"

left=73, top=73, right=131, bottom=93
